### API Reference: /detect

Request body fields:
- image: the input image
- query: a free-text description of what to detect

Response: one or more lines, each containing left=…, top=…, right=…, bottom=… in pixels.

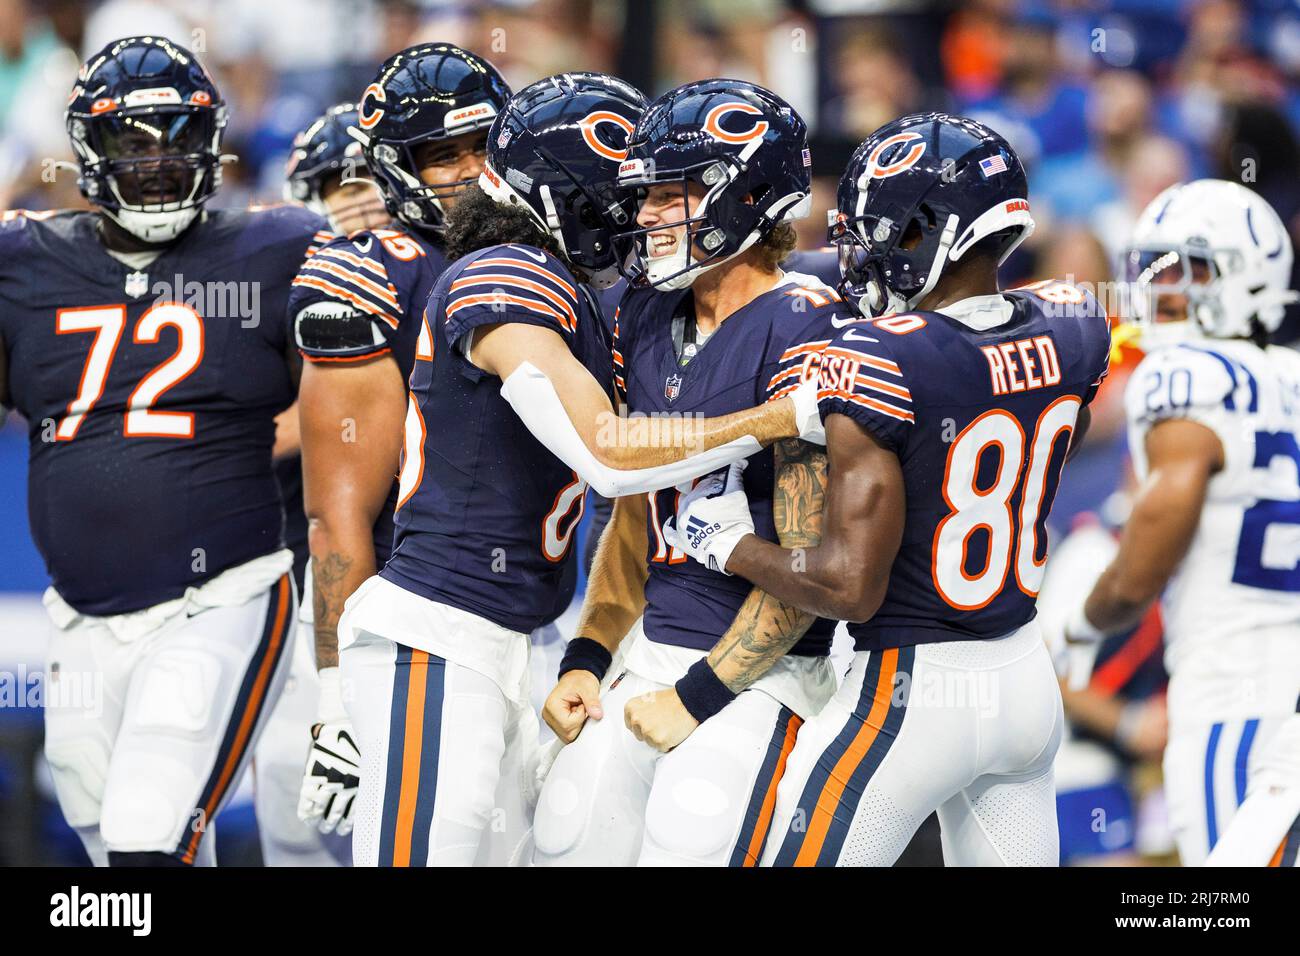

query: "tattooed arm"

left=704, top=438, right=827, bottom=693
left=300, top=356, right=406, bottom=668
left=623, top=439, right=828, bottom=751
left=724, top=413, right=905, bottom=622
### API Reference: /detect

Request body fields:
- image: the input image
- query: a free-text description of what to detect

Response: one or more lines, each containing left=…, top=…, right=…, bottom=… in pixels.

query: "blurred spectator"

left=0, top=0, right=82, bottom=209
left=1089, top=133, right=1190, bottom=269
left=821, top=25, right=922, bottom=139
left=1036, top=69, right=1152, bottom=224
left=962, top=7, right=1089, bottom=163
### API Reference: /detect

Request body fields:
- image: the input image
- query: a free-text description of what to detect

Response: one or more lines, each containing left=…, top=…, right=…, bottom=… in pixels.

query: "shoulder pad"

left=1125, top=344, right=1250, bottom=422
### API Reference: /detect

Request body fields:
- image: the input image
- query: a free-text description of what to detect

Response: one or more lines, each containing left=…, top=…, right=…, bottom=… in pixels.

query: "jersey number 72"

left=55, top=303, right=204, bottom=440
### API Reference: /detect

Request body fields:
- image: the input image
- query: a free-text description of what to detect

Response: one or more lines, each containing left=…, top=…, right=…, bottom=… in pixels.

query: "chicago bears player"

left=284, top=102, right=388, bottom=235
left=1066, top=179, right=1300, bottom=867
left=247, top=99, right=408, bottom=868
left=530, top=79, right=843, bottom=867
left=0, top=36, right=329, bottom=866
left=289, top=45, right=510, bottom=844
left=675, top=113, right=1112, bottom=866
left=335, top=72, right=821, bottom=866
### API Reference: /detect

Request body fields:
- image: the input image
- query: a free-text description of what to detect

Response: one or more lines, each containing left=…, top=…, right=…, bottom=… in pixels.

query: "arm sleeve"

left=499, top=361, right=762, bottom=499
left=816, top=326, right=914, bottom=454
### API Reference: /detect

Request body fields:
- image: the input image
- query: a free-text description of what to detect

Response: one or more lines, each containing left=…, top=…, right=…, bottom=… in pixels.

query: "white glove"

left=298, top=666, right=360, bottom=836
left=665, top=461, right=755, bottom=574
left=1062, top=601, right=1105, bottom=691
left=789, top=376, right=826, bottom=445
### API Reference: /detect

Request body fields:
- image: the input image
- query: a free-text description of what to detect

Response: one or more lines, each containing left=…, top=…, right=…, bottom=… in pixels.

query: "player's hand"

left=543, top=669, right=604, bottom=743
left=788, top=376, right=826, bottom=445
left=665, top=461, right=755, bottom=574
left=1115, top=697, right=1168, bottom=760
left=624, top=688, right=699, bottom=752
left=298, top=667, right=360, bottom=836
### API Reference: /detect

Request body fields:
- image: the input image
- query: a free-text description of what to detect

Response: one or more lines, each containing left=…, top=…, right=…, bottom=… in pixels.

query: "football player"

left=674, top=113, right=1112, bottom=865
left=1065, top=179, right=1300, bottom=866
left=248, top=100, right=400, bottom=867
left=0, top=36, right=330, bottom=866
left=531, top=79, right=844, bottom=867
left=284, top=102, right=388, bottom=235
left=336, top=72, right=823, bottom=866
left=289, top=45, right=511, bottom=844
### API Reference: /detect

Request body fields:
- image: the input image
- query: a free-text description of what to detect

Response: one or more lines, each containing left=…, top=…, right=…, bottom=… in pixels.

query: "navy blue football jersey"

left=287, top=225, right=449, bottom=566
left=816, top=282, right=1112, bottom=650
left=0, top=205, right=327, bottom=615
left=380, top=244, right=613, bottom=634
left=616, top=273, right=847, bottom=656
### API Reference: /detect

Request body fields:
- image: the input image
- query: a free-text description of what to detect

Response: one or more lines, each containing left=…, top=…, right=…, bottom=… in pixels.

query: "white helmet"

left=1124, top=179, right=1297, bottom=349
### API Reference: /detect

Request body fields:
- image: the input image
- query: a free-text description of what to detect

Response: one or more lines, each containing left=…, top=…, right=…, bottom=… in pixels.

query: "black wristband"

left=675, top=658, right=737, bottom=724
left=558, top=637, right=612, bottom=682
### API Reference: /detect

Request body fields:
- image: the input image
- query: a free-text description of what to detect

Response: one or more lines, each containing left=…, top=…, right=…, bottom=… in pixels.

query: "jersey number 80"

left=933, top=396, right=1081, bottom=610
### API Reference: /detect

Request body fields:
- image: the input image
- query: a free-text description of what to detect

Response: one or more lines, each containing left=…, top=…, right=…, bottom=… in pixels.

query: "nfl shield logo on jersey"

left=124, top=271, right=149, bottom=297
left=664, top=374, right=682, bottom=402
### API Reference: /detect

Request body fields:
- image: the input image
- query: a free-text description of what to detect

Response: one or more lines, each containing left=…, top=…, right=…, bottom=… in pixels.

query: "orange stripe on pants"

left=391, top=649, right=431, bottom=867
left=741, top=713, right=803, bottom=867
left=794, top=648, right=898, bottom=867
left=182, top=575, right=290, bottom=863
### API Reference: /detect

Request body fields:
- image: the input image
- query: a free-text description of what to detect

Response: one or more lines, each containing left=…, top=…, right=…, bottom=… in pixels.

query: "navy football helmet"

left=616, top=78, right=812, bottom=290
left=830, top=112, right=1034, bottom=317
left=479, top=71, right=647, bottom=287
left=66, top=36, right=229, bottom=243
left=285, top=104, right=366, bottom=208
left=352, top=43, right=511, bottom=236
left=284, top=103, right=386, bottom=232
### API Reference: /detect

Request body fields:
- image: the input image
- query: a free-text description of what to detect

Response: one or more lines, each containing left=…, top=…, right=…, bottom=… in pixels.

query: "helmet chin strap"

left=103, top=205, right=200, bottom=244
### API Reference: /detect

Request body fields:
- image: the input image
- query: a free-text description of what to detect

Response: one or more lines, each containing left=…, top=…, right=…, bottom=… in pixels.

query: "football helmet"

left=66, top=36, right=229, bottom=244
left=615, top=78, right=813, bottom=290
left=830, top=112, right=1034, bottom=317
left=479, top=71, right=647, bottom=287
left=352, top=43, right=511, bottom=236
left=284, top=102, right=382, bottom=231
left=1124, top=179, right=1297, bottom=349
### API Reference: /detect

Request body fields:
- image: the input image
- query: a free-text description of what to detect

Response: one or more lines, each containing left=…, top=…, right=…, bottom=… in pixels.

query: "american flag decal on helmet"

left=979, top=154, right=1008, bottom=178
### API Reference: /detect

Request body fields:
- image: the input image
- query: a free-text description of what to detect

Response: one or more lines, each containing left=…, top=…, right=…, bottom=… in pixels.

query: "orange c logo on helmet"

left=358, top=83, right=386, bottom=130
left=579, top=110, right=635, bottom=161
left=702, top=102, right=768, bottom=145
left=867, top=132, right=926, bottom=179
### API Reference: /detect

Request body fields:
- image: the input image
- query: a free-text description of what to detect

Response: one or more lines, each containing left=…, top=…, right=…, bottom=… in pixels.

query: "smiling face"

left=412, top=129, right=489, bottom=211
left=635, top=181, right=708, bottom=264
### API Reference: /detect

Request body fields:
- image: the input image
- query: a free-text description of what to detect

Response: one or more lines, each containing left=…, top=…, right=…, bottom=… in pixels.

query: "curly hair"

left=442, top=185, right=568, bottom=265
left=757, top=221, right=798, bottom=272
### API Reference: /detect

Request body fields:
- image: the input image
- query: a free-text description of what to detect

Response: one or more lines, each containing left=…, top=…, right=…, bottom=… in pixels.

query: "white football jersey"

left=1125, top=339, right=1300, bottom=722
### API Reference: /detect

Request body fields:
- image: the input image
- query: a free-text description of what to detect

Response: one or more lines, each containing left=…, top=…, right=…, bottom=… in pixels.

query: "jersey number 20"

left=933, top=396, right=1081, bottom=609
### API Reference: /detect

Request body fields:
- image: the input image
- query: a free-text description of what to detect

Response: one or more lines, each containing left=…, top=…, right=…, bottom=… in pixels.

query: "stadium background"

left=0, top=0, right=1296, bottom=865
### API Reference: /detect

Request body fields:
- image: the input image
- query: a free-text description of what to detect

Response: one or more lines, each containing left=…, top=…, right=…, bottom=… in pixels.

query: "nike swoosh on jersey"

left=831, top=313, right=872, bottom=329
left=506, top=244, right=548, bottom=263
left=841, top=327, right=880, bottom=343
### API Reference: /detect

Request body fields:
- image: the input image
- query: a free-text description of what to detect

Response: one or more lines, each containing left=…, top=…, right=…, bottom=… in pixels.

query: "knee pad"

left=44, top=735, right=109, bottom=829
left=532, top=739, right=603, bottom=858
left=643, top=743, right=751, bottom=863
